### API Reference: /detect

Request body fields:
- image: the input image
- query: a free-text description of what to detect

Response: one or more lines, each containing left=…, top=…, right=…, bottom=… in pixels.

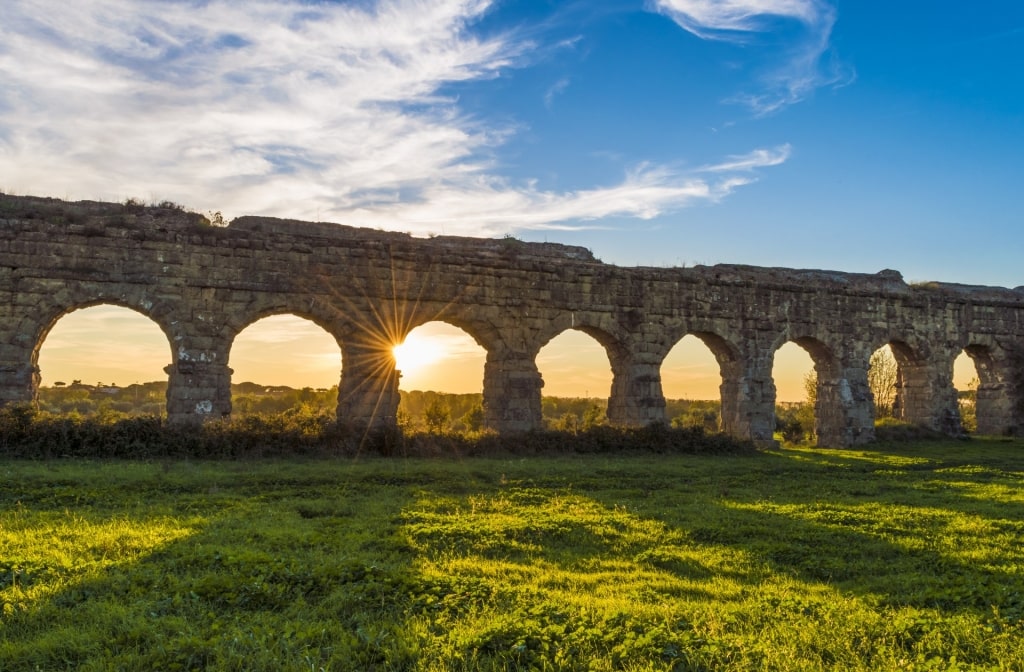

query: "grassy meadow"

left=1, top=439, right=1023, bottom=671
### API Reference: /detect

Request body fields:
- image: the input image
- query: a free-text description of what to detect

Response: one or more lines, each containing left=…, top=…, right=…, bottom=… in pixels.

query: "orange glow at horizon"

left=230, top=315, right=341, bottom=388
left=661, top=335, right=721, bottom=400
left=773, top=342, right=815, bottom=403
left=536, top=330, right=612, bottom=398
left=36, top=305, right=983, bottom=402
left=38, top=306, right=171, bottom=386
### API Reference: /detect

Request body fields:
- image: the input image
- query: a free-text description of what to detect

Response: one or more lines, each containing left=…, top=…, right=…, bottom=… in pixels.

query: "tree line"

left=36, top=382, right=724, bottom=432
left=40, top=347, right=973, bottom=442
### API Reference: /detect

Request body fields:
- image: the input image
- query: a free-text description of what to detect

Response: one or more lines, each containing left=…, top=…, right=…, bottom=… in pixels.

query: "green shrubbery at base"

left=0, top=404, right=755, bottom=460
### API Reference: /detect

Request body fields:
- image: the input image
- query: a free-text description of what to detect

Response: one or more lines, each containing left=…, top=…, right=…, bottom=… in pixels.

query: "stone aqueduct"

left=2, top=194, right=1023, bottom=446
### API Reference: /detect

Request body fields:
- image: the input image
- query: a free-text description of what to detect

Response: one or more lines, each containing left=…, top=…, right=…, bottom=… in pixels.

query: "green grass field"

left=2, top=439, right=1022, bottom=671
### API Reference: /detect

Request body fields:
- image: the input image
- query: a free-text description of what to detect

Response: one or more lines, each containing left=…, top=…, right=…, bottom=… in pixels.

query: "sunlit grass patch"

left=1, top=512, right=196, bottom=601
left=1, top=440, right=1023, bottom=670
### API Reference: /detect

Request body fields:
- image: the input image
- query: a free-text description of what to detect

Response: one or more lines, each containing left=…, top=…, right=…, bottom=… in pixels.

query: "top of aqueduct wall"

left=4, top=193, right=1022, bottom=306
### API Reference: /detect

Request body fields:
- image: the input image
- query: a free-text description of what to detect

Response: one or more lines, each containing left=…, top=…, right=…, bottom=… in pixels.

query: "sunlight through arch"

left=660, top=334, right=723, bottom=430
left=771, top=341, right=817, bottom=443
left=953, top=350, right=980, bottom=433
left=953, top=351, right=978, bottom=390
left=37, top=305, right=171, bottom=386
left=393, top=322, right=486, bottom=394
left=229, top=315, right=341, bottom=388
left=868, top=344, right=900, bottom=419
left=772, top=342, right=815, bottom=404
left=536, top=330, right=612, bottom=400
left=660, top=335, right=720, bottom=400
left=393, top=322, right=487, bottom=432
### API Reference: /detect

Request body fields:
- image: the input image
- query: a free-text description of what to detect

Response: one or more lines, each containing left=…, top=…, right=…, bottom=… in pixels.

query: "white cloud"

left=235, top=315, right=336, bottom=346
left=652, top=0, right=823, bottom=37
left=1, top=0, right=789, bottom=234
left=702, top=144, right=792, bottom=172
left=544, top=77, right=571, bottom=108
left=337, top=145, right=791, bottom=234
left=652, top=0, right=852, bottom=114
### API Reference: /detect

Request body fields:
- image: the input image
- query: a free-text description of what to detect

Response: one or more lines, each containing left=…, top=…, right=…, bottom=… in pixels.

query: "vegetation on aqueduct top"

left=2, top=437, right=1023, bottom=671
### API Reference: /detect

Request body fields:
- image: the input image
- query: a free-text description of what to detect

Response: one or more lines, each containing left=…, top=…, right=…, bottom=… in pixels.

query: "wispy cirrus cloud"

left=702, top=144, right=792, bottom=172
left=339, top=144, right=791, bottom=232
left=544, top=77, right=571, bottom=109
left=0, top=0, right=790, bottom=235
left=652, top=0, right=853, bottom=114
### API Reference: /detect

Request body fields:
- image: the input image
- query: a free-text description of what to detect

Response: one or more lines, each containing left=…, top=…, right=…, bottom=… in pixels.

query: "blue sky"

left=4, top=0, right=1022, bottom=286
left=4, top=0, right=1021, bottom=395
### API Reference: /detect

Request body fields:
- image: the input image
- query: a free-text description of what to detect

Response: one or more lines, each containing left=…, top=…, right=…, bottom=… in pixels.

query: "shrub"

left=775, top=403, right=814, bottom=444
left=873, top=417, right=949, bottom=442
left=0, top=407, right=756, bottom=460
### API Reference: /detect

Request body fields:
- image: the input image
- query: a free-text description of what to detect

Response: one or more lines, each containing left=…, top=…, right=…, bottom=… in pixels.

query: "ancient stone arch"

left=658, top=328, right=743, bottom=435
left=32, top=300, right=177, bottom=398
left=961, top=341, right=1017, bottom=436
left=535, top=317, right=633, bottom=423
left=227, top=308, right=346, bottom=392
left=33, top=297, right=178, bottom=370
left=3, top=194, right=1024, bottom=446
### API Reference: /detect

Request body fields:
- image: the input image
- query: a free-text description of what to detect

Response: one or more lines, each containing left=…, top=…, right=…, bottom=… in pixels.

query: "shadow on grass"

left=390, top=442, right=1024, bottom=667
left=579, top=442, right=1024, bottom=618
left=0, top=461, right=430, bottom=671
left=2, top=443, right=1022, bottom=670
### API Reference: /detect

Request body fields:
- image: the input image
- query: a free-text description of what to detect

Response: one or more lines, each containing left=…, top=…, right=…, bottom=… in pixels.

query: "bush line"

left=0, top=404, right=757, bottom=460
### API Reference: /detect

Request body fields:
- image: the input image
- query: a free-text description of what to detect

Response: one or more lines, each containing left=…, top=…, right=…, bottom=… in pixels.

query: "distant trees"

left=667, top=399, right=720, bottom=432
left=36, top=381, right=168, bottom=417
left=232, top=385, right=336, bottom=416
left=36, top=382, right=732, bottom=437
left=37, top=382, right=341, bottom=419
left=869, top=347, right=899, bottom=418
left=461, top=405, right=485, bottom=432
left=423, top=398, right=451, bottom=433
left=958, top=377, right=979, bottom=433
left=775, top=371, right=817, bottom=444
left=542, top=396, right=607, bottom=432
left=399, top=391, right=482, bottom=432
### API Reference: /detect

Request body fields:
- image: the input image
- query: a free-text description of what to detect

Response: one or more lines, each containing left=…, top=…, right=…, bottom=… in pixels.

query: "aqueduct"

left=2, top=194, right=1022, bottom=446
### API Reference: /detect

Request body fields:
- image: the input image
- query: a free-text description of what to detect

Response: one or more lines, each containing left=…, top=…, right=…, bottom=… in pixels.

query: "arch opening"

left=661, top=334, right=727, bottom=431
left=393, top=321, right=487, bottom=432
left=771, top=339, right=824, bottom=444
left=867, top=344, right=900, bottom=420
left=36, top=304, right=172, bottom=417
left=228, top=314, right=342, bottom=416
left=954, top=349, right=982, bottom=434
left=536, top=328, right=614, bottom=431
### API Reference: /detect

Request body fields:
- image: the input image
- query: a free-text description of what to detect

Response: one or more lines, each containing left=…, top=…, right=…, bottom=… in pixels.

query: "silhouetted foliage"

left=873, top=417, right=950, bottom=442
left=869, top=347, right=899, bottom=417
left=958, top=378, right=978, bottom=433
left=0, top=405, right=755, bottom=460
left=15, top=382, right=757, bottom=459
left=668, top=399, right=721, bottom=432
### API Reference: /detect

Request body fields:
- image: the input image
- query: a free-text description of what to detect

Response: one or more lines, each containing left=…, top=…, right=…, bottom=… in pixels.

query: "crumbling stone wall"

left=2, top=194, right=1022, bottom=446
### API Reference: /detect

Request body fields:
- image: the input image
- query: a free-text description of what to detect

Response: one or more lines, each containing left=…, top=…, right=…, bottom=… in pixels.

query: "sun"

left=392, top=332, right=446, bottom=376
